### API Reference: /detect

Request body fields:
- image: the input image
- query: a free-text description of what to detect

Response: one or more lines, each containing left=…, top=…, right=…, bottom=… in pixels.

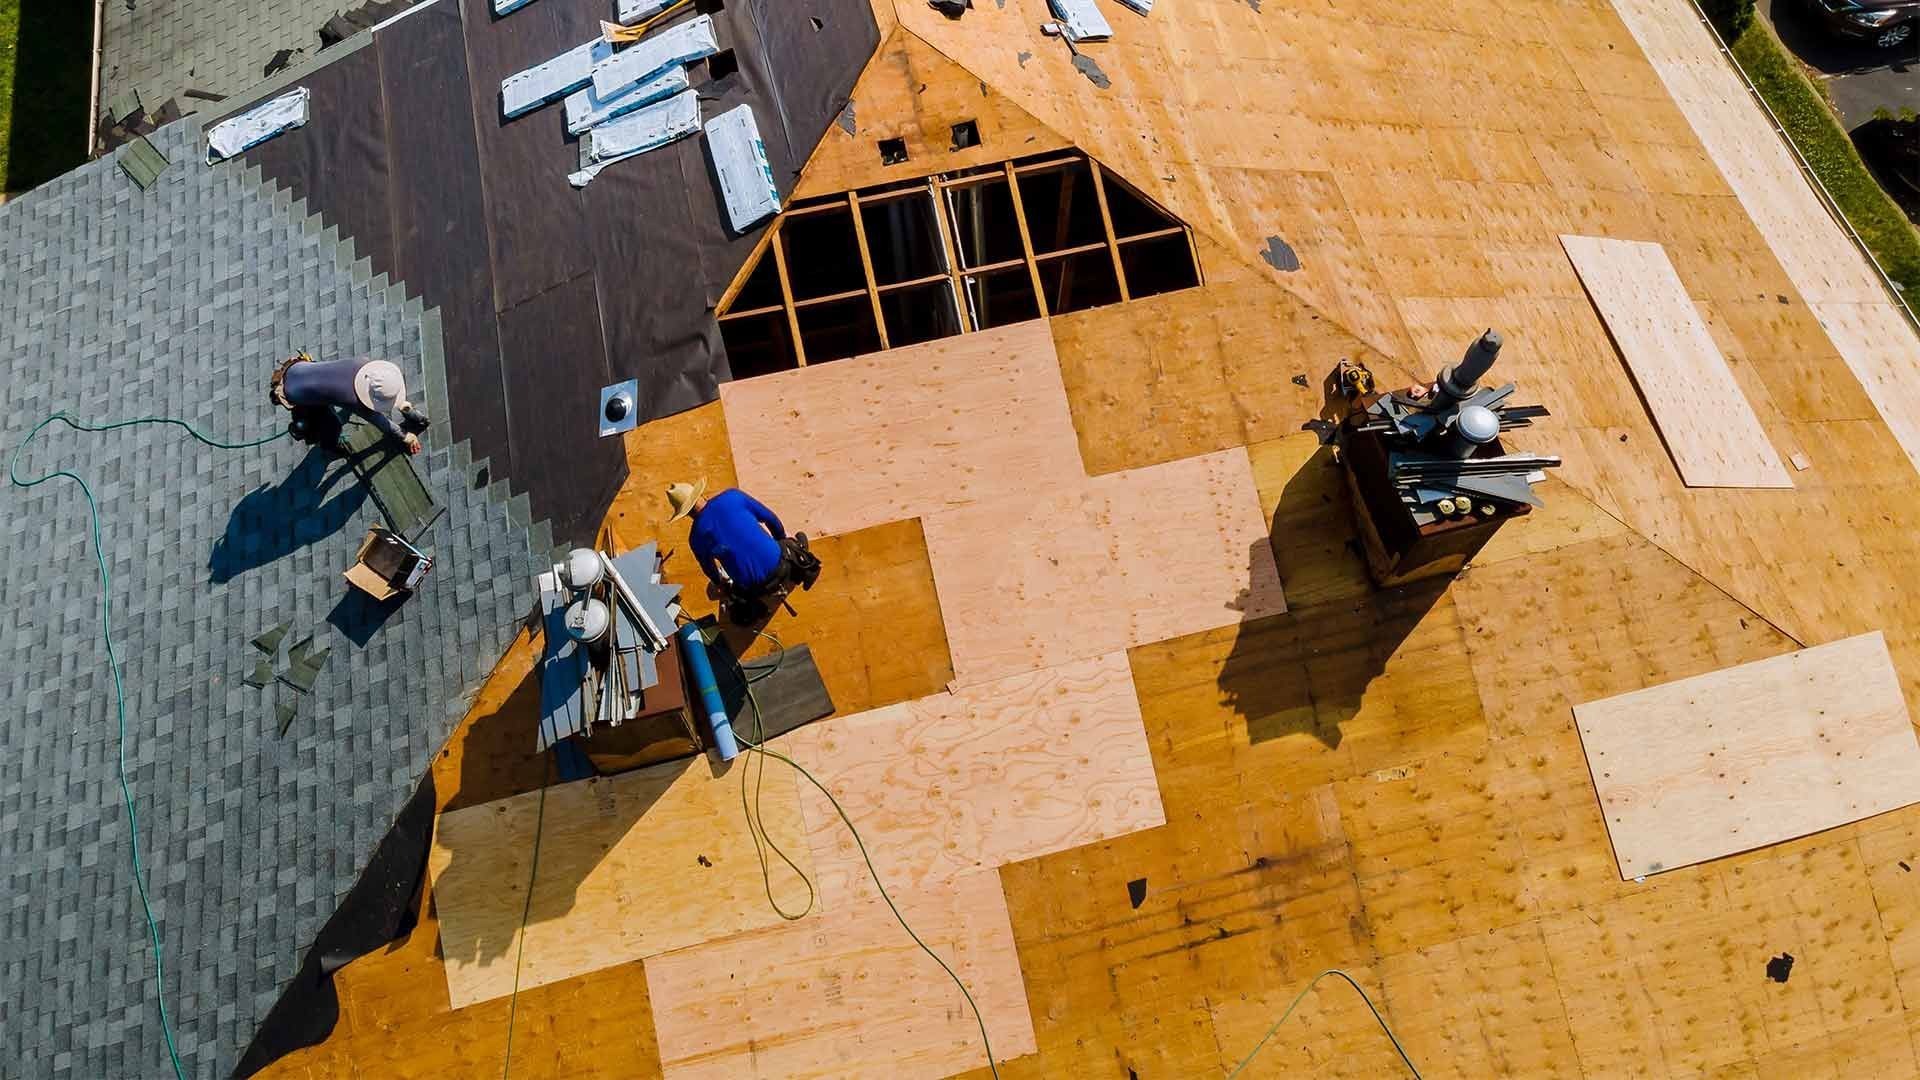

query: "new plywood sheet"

left=1609, top=0, right=1920, bottom=474
left=1561, top=234, right=1792, bottom=489
left=717, top=318, right=1087, bottom=537
left=428, top=759, right=814, bottom=1008
left=780, top=652, right=1165, bottom=907
left=645, top=870, right=1038, bottom=1079
left=1572, top=631, right=1920, bottom=879
left=923, top=446, right=1287, bottom=686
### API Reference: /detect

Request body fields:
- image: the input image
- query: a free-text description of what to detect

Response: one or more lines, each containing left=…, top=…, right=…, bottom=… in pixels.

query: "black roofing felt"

left=0, top=123, right=543, bottom=1078
left=217, top=0, right=880, bottom=546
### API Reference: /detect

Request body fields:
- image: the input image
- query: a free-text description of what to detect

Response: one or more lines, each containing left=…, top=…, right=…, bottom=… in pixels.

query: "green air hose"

left=9, top=411, right=288, bottom=1080
left=492, top=621, right=1420, bottom=1080
left=1225, top=968, right=1422, bottom=1077
left=702, top=620, right=1006, bottom=1079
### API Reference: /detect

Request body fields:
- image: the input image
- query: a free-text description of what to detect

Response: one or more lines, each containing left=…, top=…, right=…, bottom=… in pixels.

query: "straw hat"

left=353, top=359, right=407, bottom=414
left=665, top=479, right=707, bottom=522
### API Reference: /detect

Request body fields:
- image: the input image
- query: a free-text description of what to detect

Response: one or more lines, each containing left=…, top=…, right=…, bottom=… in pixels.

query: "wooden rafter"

left=848, top=191, right=891, bottom=351
left=1003, top=161, right=1049, bottom=319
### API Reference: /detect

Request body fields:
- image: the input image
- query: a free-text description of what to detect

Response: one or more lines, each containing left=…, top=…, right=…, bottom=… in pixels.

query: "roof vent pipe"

left=1437, top=328, right=1502, bottom=402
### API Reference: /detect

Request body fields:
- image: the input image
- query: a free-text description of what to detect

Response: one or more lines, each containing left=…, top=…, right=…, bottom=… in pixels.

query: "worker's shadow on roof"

left=1216, top=443, right=1449, bottom=750
left=208, top=447, right=370, bottom=584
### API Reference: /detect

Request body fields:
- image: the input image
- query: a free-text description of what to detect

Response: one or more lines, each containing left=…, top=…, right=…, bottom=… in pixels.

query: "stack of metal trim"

left=1344, top=329, right=1561, bottom=527
left=535, top=542, right=683, bottom=752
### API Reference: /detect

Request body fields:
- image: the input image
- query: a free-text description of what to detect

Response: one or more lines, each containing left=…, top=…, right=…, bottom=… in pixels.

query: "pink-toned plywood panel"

left=781, top=652, right=1165, bottom=907
left=716, top=319, right=1086, bottom=536
left=923, top=446, right=1286, bottom=686
left=644, top=871, right=1038, bottom=1079
left=1574, top=631, right=1920, bottom=879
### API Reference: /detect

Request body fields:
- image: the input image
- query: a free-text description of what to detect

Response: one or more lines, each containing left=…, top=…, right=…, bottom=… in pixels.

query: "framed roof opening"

left=718, top=152, right=1202, bottom=373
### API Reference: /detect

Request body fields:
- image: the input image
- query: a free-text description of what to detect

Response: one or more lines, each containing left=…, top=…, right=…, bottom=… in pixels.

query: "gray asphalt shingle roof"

left=0, top=120, right=544, bottom=1078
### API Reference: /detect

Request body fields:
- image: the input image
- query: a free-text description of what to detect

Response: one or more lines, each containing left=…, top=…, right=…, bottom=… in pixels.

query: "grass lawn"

left=1, top=0, right=92, bottom=196
left=1725, top=15, right=1920, bottom=297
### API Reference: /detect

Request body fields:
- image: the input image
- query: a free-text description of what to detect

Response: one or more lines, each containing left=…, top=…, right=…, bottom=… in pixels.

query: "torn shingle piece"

left=251, top=623, right=289, bottom=656
left=280, top=645, right=333, bottom=694
left=244, top=659, right=275, bottom=689
left=276, top=700, right=299, bottom=735
left=119, top=136, right=171, bottom=190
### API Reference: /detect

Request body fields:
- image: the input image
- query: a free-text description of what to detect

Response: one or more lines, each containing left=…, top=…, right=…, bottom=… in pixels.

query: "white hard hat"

left=353, top=360, right=407, bottom=414
left=562, top=548, right=604, bottom=591
left=564, top=598, right=611, bottom=643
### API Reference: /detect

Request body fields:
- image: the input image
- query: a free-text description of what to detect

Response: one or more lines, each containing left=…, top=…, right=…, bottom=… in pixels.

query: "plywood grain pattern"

left=1050, top=236, right=1413, bottom=477
left=1561, top=234, right=1792, bottom=489
left=1128, top=583, right=1485, bottom=807
left=1453, top=529, right=1796, bottom=745
left=1574, top=631, right=1920, bottom=879
left=1544, top=838, right=1903, bottom=1076
left=1608, top=0, right=1920, bottom=474
left=427, top=760, right=815, bottom=1007
left=718, top=318, right=1085, bottom=537
left=924, top=446, right=1286, bottom=686
left=778, top=651, right=1164, bottom=906
left=791, top=26, right=1074, bottom=201
left=643, top=870, right=1037, bottom=1078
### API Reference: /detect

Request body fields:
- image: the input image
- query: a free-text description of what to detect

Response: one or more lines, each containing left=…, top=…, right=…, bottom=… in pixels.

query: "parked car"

left=1803, top=0, right=1919, bottom=49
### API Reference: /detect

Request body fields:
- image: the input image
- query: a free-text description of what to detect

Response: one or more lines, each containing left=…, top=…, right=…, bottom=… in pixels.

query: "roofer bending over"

left=270, top=353, right=431, bottom=455
left=667, top=480, right=822, bottom=624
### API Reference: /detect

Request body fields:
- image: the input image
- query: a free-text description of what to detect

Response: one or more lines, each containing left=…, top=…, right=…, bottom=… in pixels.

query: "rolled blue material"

left=677, top=622, right=738, bottom=761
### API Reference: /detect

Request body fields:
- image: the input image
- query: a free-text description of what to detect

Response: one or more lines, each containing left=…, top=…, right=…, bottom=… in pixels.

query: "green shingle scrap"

left=251, top=623, right=289, bottom=656
left=276, top=700, right=298, bottom=736
left=280, top=642, right=332, bottom=695
left=118, top=136, right=172, bottom=191
left=243, top=659, right=274, bottom=688
left=342, top=420, right=438, bottom=536
left=105, top=88, right=143, bottom=125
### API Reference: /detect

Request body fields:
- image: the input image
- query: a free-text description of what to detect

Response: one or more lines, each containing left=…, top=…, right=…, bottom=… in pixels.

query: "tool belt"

left=269, top=354, right=308, bottom=409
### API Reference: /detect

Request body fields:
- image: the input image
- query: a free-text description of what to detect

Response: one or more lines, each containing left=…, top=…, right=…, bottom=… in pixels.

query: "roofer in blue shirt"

left=667, top=479, right=822, bottom=624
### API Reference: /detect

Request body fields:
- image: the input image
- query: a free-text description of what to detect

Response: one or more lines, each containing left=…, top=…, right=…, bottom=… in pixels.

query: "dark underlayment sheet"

left=218, top=0, right=878, bottom=546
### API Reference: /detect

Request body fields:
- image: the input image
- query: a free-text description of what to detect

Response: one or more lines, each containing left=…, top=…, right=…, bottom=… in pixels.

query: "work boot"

left=400, top=404, right=431, bottom=434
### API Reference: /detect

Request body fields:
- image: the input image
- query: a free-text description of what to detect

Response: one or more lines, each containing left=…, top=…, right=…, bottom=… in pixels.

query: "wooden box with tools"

left=1341, top=418, right=1527, bottom=587
left=581, top=634, right=698, bottom=775
left=343, top=526, right=434, bottom=601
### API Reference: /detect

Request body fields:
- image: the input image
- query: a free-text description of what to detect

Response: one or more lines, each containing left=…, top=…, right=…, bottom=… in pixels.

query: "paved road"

left=1760, top=0, right=1920, bottom=127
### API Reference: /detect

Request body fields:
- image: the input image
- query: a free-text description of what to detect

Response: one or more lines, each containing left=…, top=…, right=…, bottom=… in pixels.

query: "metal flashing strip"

left=615, top=0, right=675, bottom=24
left=501, top=36, right=609, bottom=119
left=493, top=0, right=538, bottom=15
left=1048, top=0, right=1113, bottom=41
left=705, top=104, right=780, bottom=233
left=564, top=66, right=688, bottom=135
left=372, top=0, right=447, bottom=32
left=589, top=14, right=717, bottom=99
